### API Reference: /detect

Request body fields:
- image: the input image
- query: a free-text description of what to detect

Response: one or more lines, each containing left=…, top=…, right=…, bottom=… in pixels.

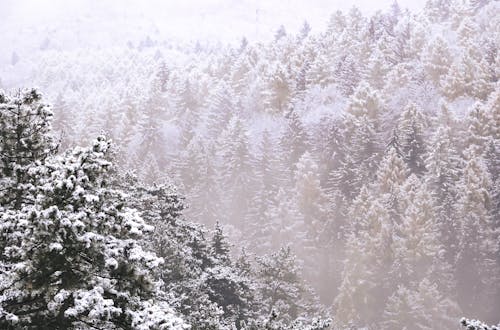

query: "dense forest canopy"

left=0, top=0, right=499, bottom=329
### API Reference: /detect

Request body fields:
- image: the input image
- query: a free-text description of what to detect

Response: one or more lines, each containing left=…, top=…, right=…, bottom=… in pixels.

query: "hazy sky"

left=2, top=0, right=426, bottom=43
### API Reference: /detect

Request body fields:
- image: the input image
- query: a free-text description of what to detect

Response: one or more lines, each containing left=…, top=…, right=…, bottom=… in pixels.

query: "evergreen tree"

left=0, top=89, right=57, bottom=209
left=425, top=122, right=462, bottom=263
left=397, top=102, right=428, bottom=176
left=218, top=117, right=254, bottom=230
left=455, top=149, right=499, bottom=321
left=245, top=130, right=279, bottom=254
left=280, top=110, right=309, bottom=173
left=0, top=130, right=185, bottom=328
left=52, top=92, right=74, bottom=151
left=129, top=179, right=224, bottom=329
left=255, top=247, right=321, bottom=325
left=423, top=36, right=452, bottom=86
left=334, top=197, right=392, bottom=328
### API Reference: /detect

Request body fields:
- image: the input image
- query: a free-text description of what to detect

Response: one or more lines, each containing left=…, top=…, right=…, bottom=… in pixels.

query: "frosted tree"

left=423, top=36, right=452, bottom=86
left=425, top=109, right=462, bottom=262
left=188, top=143, right=221, bottom=227
left=334, top=198, right=392, bottom=328
left=332, top=114, right=382, bottom=200
left=455, top=149, right=499, bottom=321
left=263, top=64, right=293, bottom=114
left=292, top=152, right=330, bottom=293
left=465, top=101, right=495, bottom=155
left=266, top=187, right=304, bottom=252
left=275, top=25, right=287, bottom=42
left=294, top=152, right=329, bottom=242
left=51, top=92, right=75, bottom=151
left=326, top=10, right=346, bottom=36
left=397, top=102, right=428, bottom=176
left=218, top=117, right=254, bottom=229
left=329, top=82, right=385, bottom=199
left=382, top=279, right=459, bottom=330
left=280, top=110, right=309, bottom=173
left=176, top=136, right=207, bottom=197
left=246, top=130, right=279, bottom=254
left=441, top=48, right=494, bottom=100
left=0, top=132, right=185, bottom=328
left=255, top=247, right=321, bottom=325
left=205, top=223, right=257, bottom=328
left=136, top=91, right=167, bottom=166
left=0, top=89, right=57, bottom=209
left=333, top=54, right=361, bottom=96
left=461, top=317, right=500, bottom=330
left=305, top=52, right=332, bottom=88
left=133, top=182, right=225, bottom=329
left=390, top=175, right=455, bottom=294
left=311, top=115, right=343, bottom=190
left=299, top=20, right=311, bottom=40
left=205, top=81, right=236, bottom=142
left=424, top=0, right=452, bottom=22
left=364, top=48, right=390, bottom=90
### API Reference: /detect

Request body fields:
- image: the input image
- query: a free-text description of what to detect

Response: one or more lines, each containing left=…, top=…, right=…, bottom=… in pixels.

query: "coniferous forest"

left=0, top=0, right=499, bottom=329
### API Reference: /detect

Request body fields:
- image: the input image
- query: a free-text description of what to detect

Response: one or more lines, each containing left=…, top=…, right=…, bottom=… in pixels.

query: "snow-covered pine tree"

left=389, top=175, right=456, bottom=296
left=127, top=178, right=224, bottom=329
left=245, top=130, right=279, bottom=254
left=0, top=129, right=184, bottom=329
left=460, top=317, right=500, bottom=330
left=255, top=246, right=321, bottom=325
left=423, top=36, right=452, bottom=86
left=397, top=102, right=428, bottom=176
left=334, top=197, right=392, bottom=328
left=425, top=118, right=463, bottom=263
left=0, top=89, right=57, bottom=209
left=326, top=85, right=385, bottom=225
left=218, top=116, right=254, bottom=230
left=263, top=64, right=293, bottom=114
left=280, top=109, right=309, bottom=174
left=51, top=91, right=75, bottom=151
left=455, top=148, right=499, bottom=321
left=205, top=223, right=257, bottom=328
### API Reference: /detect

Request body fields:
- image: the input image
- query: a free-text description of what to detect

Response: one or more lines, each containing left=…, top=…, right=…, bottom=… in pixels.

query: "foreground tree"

left=0, top=89, right=185, bottom=329
left=461, top=318, right=499, bottom=330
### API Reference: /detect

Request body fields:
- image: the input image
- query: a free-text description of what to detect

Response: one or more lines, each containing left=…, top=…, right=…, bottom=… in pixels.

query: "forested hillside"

left=0, top=0, right=499, bottom=329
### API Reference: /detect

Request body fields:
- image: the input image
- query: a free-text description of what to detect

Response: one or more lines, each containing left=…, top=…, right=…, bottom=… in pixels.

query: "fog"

left=0, top=0, right=498, bottom=329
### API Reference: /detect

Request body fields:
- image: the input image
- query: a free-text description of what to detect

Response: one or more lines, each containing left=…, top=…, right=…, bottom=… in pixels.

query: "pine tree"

left=460, top=317, right=500, bottom=330
left=245, top=130, right=279, bottom=254
left=334, top=198, right=392, bottom=328
left=205, top=81, right=236, bottom=142
left=397, top=102, right=428, bottom=176
left=218, top=117, right=254, bottom=229
left=263, top=64, right=292, bottom=114
left=292, top=152, right=330, bottom=295
left=280, top=110, right=309, bottom=173
left=0, top=134, right=185, bottom=329
left=332, top=113, right=382, bottom=200
left=390, top=175, right=453, bottom=293
left=425, top=121, right=462, bottom=263
left=206, top=223, right=256, bottom=328
left=423, top=36, right=452, bottom=86
left=0, top=89, right=57, bottom=209
left=381, top=280, right=459, bottom=330
left=255, top=247, right=321, bottom=325
left=455, top=149, right=499, bottom=321
left=51, top=92, right=74, bottom=151
left=364, top=48, right=390, bottom=90
left=132, top=180, right=224, bottom=329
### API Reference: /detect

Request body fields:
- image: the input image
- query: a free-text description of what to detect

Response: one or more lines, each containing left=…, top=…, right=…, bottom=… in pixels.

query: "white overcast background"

left=2, top=0, right=426, bottom=42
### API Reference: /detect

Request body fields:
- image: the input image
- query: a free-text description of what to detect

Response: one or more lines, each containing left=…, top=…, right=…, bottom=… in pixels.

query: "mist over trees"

left=0, top=0, right=499, bottom=329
